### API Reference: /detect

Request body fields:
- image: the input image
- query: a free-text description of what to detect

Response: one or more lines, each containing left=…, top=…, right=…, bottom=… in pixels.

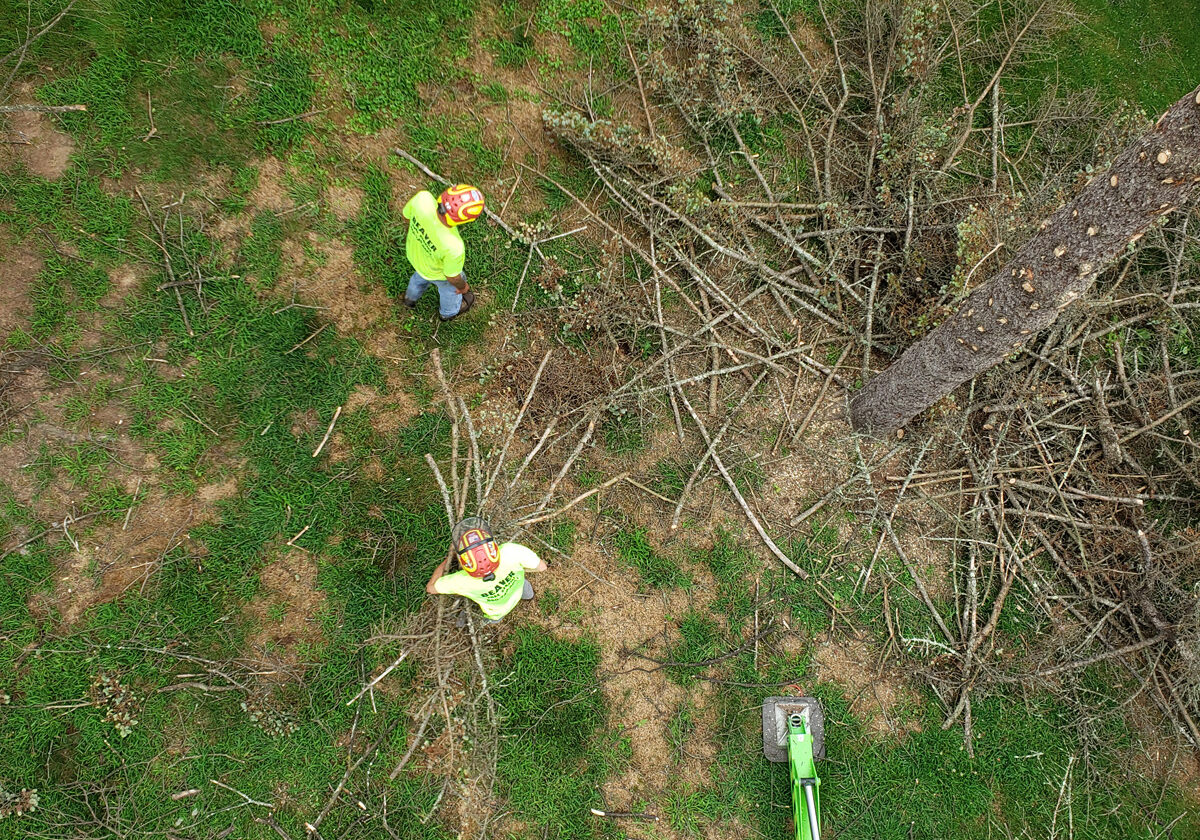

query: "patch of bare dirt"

left=812, top=631, right=923, bottom=738
left=243, top=548, right=326, bottom=677
left=279, top=234, right=402, bottom=352
left=345, top=383, right=420, bottom=437
left=258, top=17, right=288, bottom=43
left=0, top=339, right=244, bottom=626
left=1127, top=696, right=1200, bottom=805
left=526, top=539, right=720, bottom=839
left=0, top=87, right=75, bottom=179
left=326, top=183, right=364, bottom=221
left=52, top=484, right=232, bottom=624
left=0, top=230, right=39, bottom=338
left=249, top=157, right=293, bottom=213
left=101, top=263, right=147, bottom=311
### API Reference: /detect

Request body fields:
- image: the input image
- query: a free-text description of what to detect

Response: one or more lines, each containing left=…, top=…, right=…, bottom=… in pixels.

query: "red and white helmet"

left=455, top=518, right=499, bottom=579
left=438, top=184, right=485, bottom=226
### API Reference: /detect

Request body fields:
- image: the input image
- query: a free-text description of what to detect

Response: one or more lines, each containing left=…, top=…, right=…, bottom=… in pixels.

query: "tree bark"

left=850, top=85, right=1200, bottom=434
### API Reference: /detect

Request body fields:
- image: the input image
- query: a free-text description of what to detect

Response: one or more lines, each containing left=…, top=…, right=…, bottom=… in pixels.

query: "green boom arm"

left=788, top=712, right=821, bottom=840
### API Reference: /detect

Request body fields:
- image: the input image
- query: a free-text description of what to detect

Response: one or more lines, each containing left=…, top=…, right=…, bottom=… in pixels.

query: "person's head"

left=455, top=517, right=499, bottom=580
left=437, top=184, right=485, bottom=227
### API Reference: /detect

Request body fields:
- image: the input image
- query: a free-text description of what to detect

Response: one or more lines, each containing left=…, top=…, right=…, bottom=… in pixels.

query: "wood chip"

left=1087, top=226, right=1097, bottom=236
left=1054, top=245, right=1066, bottom=257
left=1110, top=174, right=1119, bottom=187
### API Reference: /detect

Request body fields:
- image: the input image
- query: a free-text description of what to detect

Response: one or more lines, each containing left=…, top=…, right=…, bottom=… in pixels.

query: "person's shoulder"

left=499, top=542, right=540, bottom=568
left=405, top=190, right=435, bottom=213
left=433, top=570, right=471, bottom=594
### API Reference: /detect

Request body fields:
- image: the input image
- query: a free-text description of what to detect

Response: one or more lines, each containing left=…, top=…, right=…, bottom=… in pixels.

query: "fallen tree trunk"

left=850, top=84, right=1200, bottom=434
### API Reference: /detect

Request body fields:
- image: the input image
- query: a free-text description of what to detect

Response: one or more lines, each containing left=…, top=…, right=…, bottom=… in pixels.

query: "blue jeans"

left=405, top=272, right=462, bottom=319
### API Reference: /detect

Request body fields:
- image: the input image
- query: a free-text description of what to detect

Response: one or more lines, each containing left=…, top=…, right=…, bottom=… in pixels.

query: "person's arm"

left=442, top=242, right=467, bottom=292
left=504, top=543, right=546, bottom=573
left=426, top=554, right=453, bottom=594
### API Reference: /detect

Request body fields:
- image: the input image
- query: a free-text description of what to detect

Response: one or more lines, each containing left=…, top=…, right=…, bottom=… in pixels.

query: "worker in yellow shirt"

left=401, top=184, right=484, bottom=321
left=426, top=518, right=547, bottom=625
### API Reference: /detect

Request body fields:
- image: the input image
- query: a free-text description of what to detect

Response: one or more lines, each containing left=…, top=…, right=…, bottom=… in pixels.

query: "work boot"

left=440, top=291, right=475, bottom=322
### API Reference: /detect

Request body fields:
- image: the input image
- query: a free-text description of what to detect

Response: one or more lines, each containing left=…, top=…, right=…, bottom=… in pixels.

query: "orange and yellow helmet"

left=456, top=523, right=499, bottom=579
left=438, top=184, right=485, bottom=226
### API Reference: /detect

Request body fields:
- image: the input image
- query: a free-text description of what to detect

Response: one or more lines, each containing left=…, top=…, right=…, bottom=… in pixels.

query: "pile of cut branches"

left=532, top=0, right=1200, bottom=753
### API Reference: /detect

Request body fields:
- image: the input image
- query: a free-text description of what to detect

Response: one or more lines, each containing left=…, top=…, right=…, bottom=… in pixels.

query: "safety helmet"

left=454, top=517, right=499, bottom=579
left=438, top=184, right=485, bottom=226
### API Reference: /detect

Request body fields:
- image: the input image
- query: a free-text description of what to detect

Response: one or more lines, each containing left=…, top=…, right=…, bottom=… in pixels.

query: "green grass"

left=1054, top=0, right=1200, bottom=112
left=694, top=529, right=756, bottom=624
left=666, top=612, right=723, bottom=685
left=650, top=456, right=689, bottom=498
left=2, top=1, right=1197, bottom=837
left=493, top=626, right=617, bottom=840
left=602, top=411, right=645, bottom=454
left=0, top=183, right=464, bottom=838
left=613, top=527, right=691, bottom=589
left=661, top=640, right=1200, bottom=840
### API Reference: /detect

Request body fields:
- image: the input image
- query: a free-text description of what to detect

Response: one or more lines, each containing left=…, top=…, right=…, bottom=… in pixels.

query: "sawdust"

left=243, top=548, right=326, bottom=678
left=812, top=631, right=923, bottom=738
left=0, top=87, right=76, bottom=179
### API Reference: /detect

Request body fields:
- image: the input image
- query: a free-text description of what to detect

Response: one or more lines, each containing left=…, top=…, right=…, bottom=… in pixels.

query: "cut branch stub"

left=849, top=84, right=1200, bottom=435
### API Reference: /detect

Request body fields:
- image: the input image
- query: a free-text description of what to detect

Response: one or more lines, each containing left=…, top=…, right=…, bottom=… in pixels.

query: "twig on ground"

left=286, top=323, right=329, bottom=355
left=312, top=405, right=342, bottom=457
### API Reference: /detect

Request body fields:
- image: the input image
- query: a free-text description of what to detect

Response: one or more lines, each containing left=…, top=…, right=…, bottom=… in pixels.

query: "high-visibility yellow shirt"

left=403, top=190, right=465, bottom=281
left=432, top=543, right=541, bottom=620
